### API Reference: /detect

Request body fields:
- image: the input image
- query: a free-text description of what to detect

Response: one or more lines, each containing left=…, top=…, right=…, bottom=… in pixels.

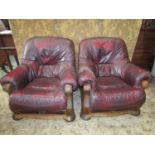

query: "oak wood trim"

left=80, top=83, right=92, bottom=120
left=141, top=80, right=149, bottom=89
left=64, top=84, right=75, bottom=122
left=83, top=83, right=91, bottom=91
left=13, top=113, right=65, bottom=120
left=91, top=109, right=140, bottom=117
left=80, top=109, right=140, bottom=121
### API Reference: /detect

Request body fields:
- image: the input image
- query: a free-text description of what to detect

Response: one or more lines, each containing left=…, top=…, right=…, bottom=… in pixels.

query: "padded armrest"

left=0, top=65, right=29, bottom=92
left=0, top=60, right=39, bottom=93
left=59, top=62, right=77, bottom=90
left=120, top=63, right=152, bottom=88
left=78, top=61, right=96, bottom=86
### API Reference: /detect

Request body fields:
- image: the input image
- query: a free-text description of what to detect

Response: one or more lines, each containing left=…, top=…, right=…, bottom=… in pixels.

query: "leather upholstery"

left=91, top=77, right=145, bottom=111
left=78, top=37, right=152, bottom=112
left=10, top=77, right=66, bottom=113
left=0, top=37, right=77, bottom=114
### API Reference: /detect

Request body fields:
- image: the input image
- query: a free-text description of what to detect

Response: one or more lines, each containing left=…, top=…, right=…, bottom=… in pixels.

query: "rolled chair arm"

left=78, top=60, right=96, bottom=87
left=120, top=63, right=152, bottom=89
left=60, top=63, right=77, bottom=90
left=78, top=70, right=96, bottom=86
left=0, top=65, right=29, bottom=94
left=0, top=60, right=39, bottom=94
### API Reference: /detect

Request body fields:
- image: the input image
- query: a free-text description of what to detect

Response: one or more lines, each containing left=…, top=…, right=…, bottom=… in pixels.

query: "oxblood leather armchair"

left=78, top=37, right=152, bottom=120
left=0, top=37, right=77, bottom=122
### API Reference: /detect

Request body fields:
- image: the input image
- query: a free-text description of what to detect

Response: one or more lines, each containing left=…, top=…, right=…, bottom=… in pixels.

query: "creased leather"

left=10, top=77, right=66, bottom=113
left=120, top=63, right=152, bottom=88
left=90, top=76, right=146, bottom=111
left=78, top=41, right=97, bottom=86
left=78, top=37, right=129, bottom=86
left=78, top=37, right=152, bottom=112
left=23, top=36, right=77, bottom=89
left=0, top=61, right=39, bottom=91
left=0, top=65, right=29, bottom=91
left=0, top=37, right=77, bottom=113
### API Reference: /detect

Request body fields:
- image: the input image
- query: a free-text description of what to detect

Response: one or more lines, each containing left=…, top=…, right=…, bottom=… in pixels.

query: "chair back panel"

left=22, top=37, right=75, bottom=78
left=79, top=37, right=130, bottom=76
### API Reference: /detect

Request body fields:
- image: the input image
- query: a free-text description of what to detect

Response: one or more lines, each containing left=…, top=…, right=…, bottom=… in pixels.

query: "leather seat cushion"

left=90, top=77, right=146, bottom=111
left=10, top=77, right=66, bottom=113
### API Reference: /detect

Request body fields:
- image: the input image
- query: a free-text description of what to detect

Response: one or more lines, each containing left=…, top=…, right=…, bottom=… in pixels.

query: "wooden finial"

left=141, top=80, right=149, bottom=89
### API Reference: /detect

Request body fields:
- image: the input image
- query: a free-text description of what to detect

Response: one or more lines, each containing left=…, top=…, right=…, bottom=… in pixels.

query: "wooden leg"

left=63, top=84, right=75, bottom=122
left=130, top=109, right=140, bottom=116
left=80, top=84, right=92, bottom=121
left=12, top=113, right=23, bottom=121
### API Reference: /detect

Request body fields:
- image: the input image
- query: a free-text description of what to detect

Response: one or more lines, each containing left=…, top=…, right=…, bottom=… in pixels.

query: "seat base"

left=10, top=77, right=67, bottom=114
left=90, top=77, right=145, bottom=112
left=80, top=108, right=140, bottom=121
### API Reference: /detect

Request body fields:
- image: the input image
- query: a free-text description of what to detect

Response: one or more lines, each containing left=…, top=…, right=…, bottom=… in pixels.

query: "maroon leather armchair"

left=78, top=37, right=152, bottom=120
left=0, top=37, right=77, bottom=122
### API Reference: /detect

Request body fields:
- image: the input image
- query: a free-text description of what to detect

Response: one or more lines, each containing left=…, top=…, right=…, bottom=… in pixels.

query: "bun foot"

left=12, top=114, right=23, bottom=121
left=130, top=110, right=140, bottom=116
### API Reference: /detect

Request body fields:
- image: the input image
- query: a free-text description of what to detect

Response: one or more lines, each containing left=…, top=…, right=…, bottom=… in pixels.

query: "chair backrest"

left=79, top=37, right=130, bottom=77
left=22, top=36, right=75, bottom=78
